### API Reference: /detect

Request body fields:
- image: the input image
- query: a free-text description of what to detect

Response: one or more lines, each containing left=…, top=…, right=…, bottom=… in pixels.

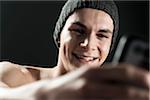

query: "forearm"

left=0, top=81, right=9, bottom=88
left=0, top=79, right=50, bottom=100
left=0, top=68, right=87, bottom=100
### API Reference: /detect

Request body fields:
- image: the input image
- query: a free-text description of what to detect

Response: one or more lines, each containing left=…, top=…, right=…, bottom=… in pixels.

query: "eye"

left=96, top=34, right=109, bottom=39
left=97, top=29, right=112, bottom=39
left=69, top=28, right=85, bottom=36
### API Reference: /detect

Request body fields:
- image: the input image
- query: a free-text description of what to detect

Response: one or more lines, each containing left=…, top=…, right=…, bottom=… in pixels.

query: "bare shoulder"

left=0, top=61, right=56, bottom=87
left=0, top=61, right=52, bottom=74
left=0, top=61, right=44, bottom=87
left=0, top=61, right=21, bottom=73
left=0, top=61, right=14, bottom=67
left=0, top=61, right=37, bottom=74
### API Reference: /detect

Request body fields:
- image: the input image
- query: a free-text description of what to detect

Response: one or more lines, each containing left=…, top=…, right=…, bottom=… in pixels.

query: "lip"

left=72, top=53, right=99, bottom=63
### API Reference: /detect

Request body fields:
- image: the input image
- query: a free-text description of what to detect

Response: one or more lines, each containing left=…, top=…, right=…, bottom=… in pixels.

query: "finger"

left=78, top=83, right=149, bottom=100
left=85, top=64, right=150, bottom=89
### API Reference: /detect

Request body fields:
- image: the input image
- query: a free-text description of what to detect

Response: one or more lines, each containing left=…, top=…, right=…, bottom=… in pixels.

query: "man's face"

left=59, top=8, right=114, bottom=71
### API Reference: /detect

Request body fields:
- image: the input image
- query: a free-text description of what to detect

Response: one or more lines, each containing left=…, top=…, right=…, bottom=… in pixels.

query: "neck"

left=52, top=55, right=68, bottom=78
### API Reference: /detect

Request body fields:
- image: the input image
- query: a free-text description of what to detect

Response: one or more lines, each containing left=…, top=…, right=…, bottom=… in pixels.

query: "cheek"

left=61, top=32, right=71, bottom=45
left=60, top=32, right=71, bottom=58
left=98, top=39, right=112, bottom=58
left=103, top=41, right=111, bottom=53
left=60, top=33, right=77, bottom=58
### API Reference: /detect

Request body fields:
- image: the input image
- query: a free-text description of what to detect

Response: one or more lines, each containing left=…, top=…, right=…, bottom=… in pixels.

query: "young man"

left=0, top=0, right=149, bottom=100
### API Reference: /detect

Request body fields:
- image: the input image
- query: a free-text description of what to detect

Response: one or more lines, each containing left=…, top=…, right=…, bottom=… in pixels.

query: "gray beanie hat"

left=53, top=0, right=119, bottom=50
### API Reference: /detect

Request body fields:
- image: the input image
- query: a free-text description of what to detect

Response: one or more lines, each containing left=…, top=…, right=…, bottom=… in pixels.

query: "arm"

left=0, top=66, right=87, bottom=100
left=0, top=62, right=149, bottom=100
left=0, top=61, right=40, bottom=99
left=35, top=63, right=150, bottom=100
left=0, top=81, right=9, bottom=88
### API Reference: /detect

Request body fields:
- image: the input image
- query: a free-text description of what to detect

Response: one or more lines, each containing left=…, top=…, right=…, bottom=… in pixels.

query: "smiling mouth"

left=72, top=53, right=99, bottom=62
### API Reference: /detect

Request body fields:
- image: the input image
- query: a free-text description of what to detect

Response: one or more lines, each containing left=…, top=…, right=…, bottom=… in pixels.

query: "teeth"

left=77, top=55, right=94, bottom=61
left=73, top=53, right=98, bottom=62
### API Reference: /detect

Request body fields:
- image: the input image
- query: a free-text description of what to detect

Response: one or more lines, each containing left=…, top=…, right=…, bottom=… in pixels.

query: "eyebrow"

left=72, top=21, right=113, bottom=34
left=98, top=29, right=113, bottom=34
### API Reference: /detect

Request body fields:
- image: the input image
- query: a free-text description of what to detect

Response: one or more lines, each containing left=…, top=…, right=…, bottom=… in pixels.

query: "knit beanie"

left=53, top=0, right=119, bottom=51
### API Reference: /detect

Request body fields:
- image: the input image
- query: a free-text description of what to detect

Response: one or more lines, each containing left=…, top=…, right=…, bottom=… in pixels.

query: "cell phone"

left=112, top=35, right=149, bottom=70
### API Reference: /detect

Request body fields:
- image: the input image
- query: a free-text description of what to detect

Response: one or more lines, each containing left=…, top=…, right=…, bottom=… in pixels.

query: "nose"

left=80, top=38, right=88, bottom=47
left=80, top=36, right=96, bottom=50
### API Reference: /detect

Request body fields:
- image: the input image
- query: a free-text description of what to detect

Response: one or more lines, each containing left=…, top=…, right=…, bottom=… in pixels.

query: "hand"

left=35, top=63, right=150, bottom=100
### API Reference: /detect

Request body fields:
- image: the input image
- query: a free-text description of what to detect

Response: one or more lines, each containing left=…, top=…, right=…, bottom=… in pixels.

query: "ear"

left=56, top=37, right=60, bottom=48
left=57, top=40, right=60, bottom=48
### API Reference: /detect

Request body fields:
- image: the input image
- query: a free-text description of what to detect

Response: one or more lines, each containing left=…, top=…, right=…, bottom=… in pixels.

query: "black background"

left=0, top=1, right=149, bottom=67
